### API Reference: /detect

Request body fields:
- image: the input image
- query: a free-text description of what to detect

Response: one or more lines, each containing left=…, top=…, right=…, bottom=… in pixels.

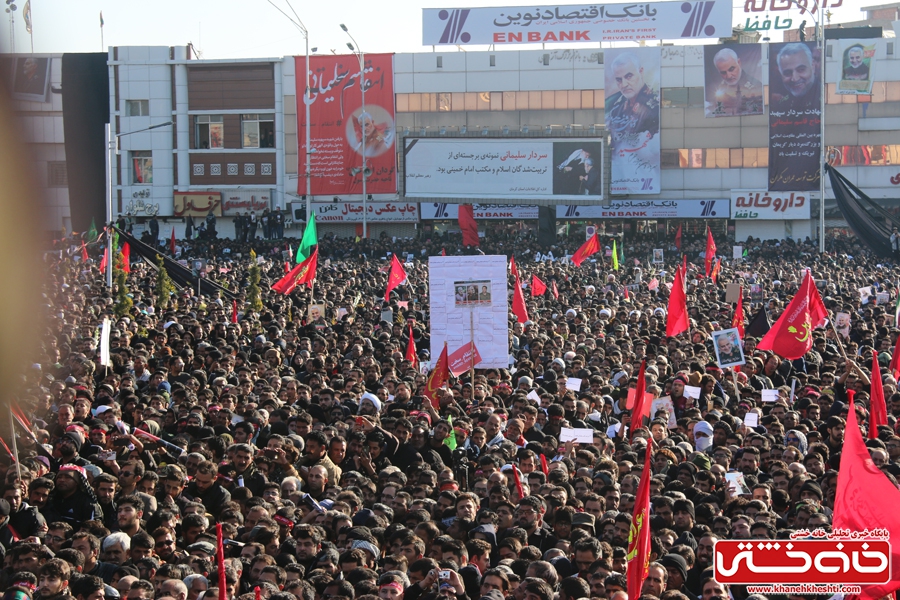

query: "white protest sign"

left=560, top=428, right=594, bottom=444
left=566, top=378, right=583, bottom=392
left=761, top=389, right=780, bottom=403
left=684, top=385, right=702, bottom=399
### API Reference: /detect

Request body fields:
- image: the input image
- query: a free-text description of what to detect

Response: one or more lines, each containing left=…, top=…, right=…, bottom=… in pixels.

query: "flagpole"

left=8, top=406, right=21, bottom=484
left=731, top=369, right=741, bottom=405
left=469, top=310, right=475, bottom=384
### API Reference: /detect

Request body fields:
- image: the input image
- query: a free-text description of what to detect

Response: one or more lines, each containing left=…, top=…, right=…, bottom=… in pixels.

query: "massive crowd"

left=0, top=226, right=895, bottom=600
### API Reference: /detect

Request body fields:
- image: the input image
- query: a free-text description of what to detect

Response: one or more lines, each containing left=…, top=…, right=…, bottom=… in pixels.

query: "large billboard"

left=605, top=47, right=661, bottom=195
left=423, top=2, right=733, bottom=45
left=703, top=44, right=764, bottom=118
left=421, top=204, right=541, bottom=220
left=295, top=54, right=397, bottom=196
left=557, top=199, right=729, bottom=219
left=429, top=256, right=510, bottom=371
left=731, top=191, right=811, bottom=220
left=768, top=42, right=821, bottom=192
left=311, top=202, right=419, bottom=223
left=404, top=139, right=603, bottom=200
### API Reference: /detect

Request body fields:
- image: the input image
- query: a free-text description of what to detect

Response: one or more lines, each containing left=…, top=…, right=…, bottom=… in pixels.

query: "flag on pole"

left=424, top=342, right=450, bottom=409
left=531, top=275, right=547, bottom=297
left=512, top=271, right=529, bottom=324
left=666, top=266, right=689, bottom=337
left=231, top=299, right=239, bottom=324
left=170, top=228, right=176, bottom=255
left=711, top=257, right=721, bottom=284
left=674, top=223, right=682, bottom=251
left=23, top=1, right=32, bottom=34
left=894, top=292, right=900, bottom=327
left=870, top=353, right=888, bottom=439
left=459, top=205, right=480, bottom=247
left=890, top=333, right=900, bottom=381
left=99, top=11, right=104, bottom=27
left=98, top=247, right=108, bottom=273
left=272, top=247, right=318, bottom=295
left=441, top=248, right=446, bottom=256
left=511, top=465, right=525, bottom=500
left=612, top=240, right=620, bottom=271
left=121, top=242, right=131, bottom=273
left=571, top=233, right=599, bottom=267
left=296, top=212, right=317, bottom=263
left=385, top=255, right=408, bottom=302
left=551, top=280, right=559, bottom=300
left=626, top=440, right=653, bottom=600
left=80, top=241, right=89, bottom=263
left=704, top=226, right=717, bottom=278
left=629, top=360, right=649, bottom=441
left=444, top=415, right=457, bottom=450
left=509, top=255, right=519, bottom=278
left=87, top=218, right=98, bottom=242
left=756, top=271, right=828, bottom=360
left=732, top=289, right=745, bottom=338
left=405, top=322, right=418, bottom=369
left=833, top=392, right=900, bottom=600
left=746, top=307, right=772, bottom=337
left=216, top=523, right=227, bottom=600
left=100, top=317, right=112, bottom=367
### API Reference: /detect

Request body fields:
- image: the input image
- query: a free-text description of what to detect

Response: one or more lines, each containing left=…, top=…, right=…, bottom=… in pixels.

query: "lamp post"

left=106, top=120, right=174, bottom=288
left=341, top=23, right=369, bottom=238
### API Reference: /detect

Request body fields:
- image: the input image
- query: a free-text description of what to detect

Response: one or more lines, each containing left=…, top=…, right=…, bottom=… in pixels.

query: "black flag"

left=746, top=308, right=771, bottom=338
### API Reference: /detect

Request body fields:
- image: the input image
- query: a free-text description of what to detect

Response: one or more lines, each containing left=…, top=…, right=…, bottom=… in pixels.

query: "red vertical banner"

left=296, top=54, right=397, bottom=196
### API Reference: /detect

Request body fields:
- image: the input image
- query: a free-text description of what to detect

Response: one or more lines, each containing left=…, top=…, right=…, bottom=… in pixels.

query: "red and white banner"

left=296, top=53, right=397, bottom=196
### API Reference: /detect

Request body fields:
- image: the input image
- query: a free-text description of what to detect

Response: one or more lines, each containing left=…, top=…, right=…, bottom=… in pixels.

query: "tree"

left=247, top=249, right=263, bottom=312
left=113, top=253, right=132, bottom=318
left=155, top=255, right=175, bottom=311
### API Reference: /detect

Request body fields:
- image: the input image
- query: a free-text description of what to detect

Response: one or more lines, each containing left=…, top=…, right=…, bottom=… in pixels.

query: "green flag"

left=444, top=415, right=457, bottom=451
left=111, top=230, right=119, bottom=255
left=87, top=218, right=98, bottom=241
left=612, top=240, right=619, bottom=271
left=296, top=212, right=317, bottom=263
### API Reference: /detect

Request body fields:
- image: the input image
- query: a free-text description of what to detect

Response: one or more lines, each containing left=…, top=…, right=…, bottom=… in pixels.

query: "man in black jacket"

left=41, top=465, right=103, bottom=528
left=183, top=459, right=231, bottom=517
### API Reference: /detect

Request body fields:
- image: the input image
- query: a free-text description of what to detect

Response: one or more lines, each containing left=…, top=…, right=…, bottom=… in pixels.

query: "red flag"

left=99, top=247, right=108, bottom=273
left=425, top=342, right=450, bottom=408
left=711, top=257, right=721, bottom=284
left=231, top=299, right=239, bottom=324
left=626, top=440, right=653, bottom=600
left=272, top=247, right=318, bottom=295
left=629, top=360, right=649, bottom=441
left=624, top=286, right=630, bottom=301
left=121, top=242, right=131, bottom=273
left=216, top=523, right=227, bottom=600
left=757, top=271, right=828, bottom=360
left=666, top=266, right=689, bottom=337
left=385, top=255, right=407, bottom=302
left=531, top=275, right=547, bottom=297
left=458, top=204, right=480, bottom=247
left=540, top=454, right=549, bottom=476
left=682, top=254, right=687, bottom=274
left=674, top=224, right=682, bottom=251
left=512, top=272, right=529, bottom=324
left=551, top=280, right=559, bottom=300
left=441, top=248, right=447, bottom=256
left=509, top=256, right=519, bottom=279
left=80, top=241, right=89, bottom=263
left=704, top=226, right=717, bottom=278
left=405, top=322, right=418, bottom=369
left=833, top=392, right=900, bottom=600
left=511, top=466, right=525, bottom=500
left=571, top=233, right=599, bottom=267
left=890, top=333, right=900, bottom=381
left=732, top=289, right=745, bottom=339
left=170, top=228, right=176, bottom=255
left=869, top=353, right=888, bottom=439
left=284, top=261, right=290, bottom=274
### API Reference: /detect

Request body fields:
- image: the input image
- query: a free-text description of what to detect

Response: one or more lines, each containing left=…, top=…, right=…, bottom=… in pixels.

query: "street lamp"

left=340, top=23, right=369, bottom=238
left=106, top=120, right=173, bottom=288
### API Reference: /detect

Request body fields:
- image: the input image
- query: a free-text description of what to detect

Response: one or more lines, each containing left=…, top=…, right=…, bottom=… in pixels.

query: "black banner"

left=768, top=42, right=821, bottom=192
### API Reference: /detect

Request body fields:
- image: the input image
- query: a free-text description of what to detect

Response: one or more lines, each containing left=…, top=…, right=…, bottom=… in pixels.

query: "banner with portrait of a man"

left=768, top=41, right=821, bottom=192
left=703, top=44, right=764, bottom=118
left=837, top=40, right=876, bottom=95
left=604, top=47, right=660, bottom=195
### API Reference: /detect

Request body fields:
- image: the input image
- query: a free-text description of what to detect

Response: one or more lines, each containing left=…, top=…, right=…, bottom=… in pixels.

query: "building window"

left=132, top=151, right=153, bottom=184
left=242, top=114, right=275, bottom=148
left=194, top=115, right=224, bottom=149
left=47, top=161, right=68, bottom=187
left=125, top=100, right=149, bottom=116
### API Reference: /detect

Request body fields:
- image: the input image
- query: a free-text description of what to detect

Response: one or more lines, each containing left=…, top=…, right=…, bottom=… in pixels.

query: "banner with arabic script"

left=605, top=47, right=661, bottom=195
left=422, top=2, right=733, bottom=45
left=311, top=202, right=418, bottom=223
left=768, top=42, right=821, bottom=192
left=730, top=191, right=810, bottom=220
left=173, top=192, right=223, bottom=218
left=296, top=54, right=397, bottom=196
left=404, top=139, right=603, bottom=200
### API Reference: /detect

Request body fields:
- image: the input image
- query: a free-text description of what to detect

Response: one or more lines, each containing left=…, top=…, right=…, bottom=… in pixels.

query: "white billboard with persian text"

left=404, top=138, right=603, bottom=201
left=311, top=202, right=419, bottom=223
left=730, top=191, right=810, bottom=220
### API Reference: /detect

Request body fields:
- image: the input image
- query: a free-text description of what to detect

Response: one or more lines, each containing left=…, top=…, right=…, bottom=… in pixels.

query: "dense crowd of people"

left=0, top=226, right=895, bottom=600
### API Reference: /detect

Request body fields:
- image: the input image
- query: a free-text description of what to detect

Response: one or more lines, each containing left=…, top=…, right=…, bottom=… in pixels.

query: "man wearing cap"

left=660, top=554, right=691, bottom=596
left=42, top=465, right=104, bottom=528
